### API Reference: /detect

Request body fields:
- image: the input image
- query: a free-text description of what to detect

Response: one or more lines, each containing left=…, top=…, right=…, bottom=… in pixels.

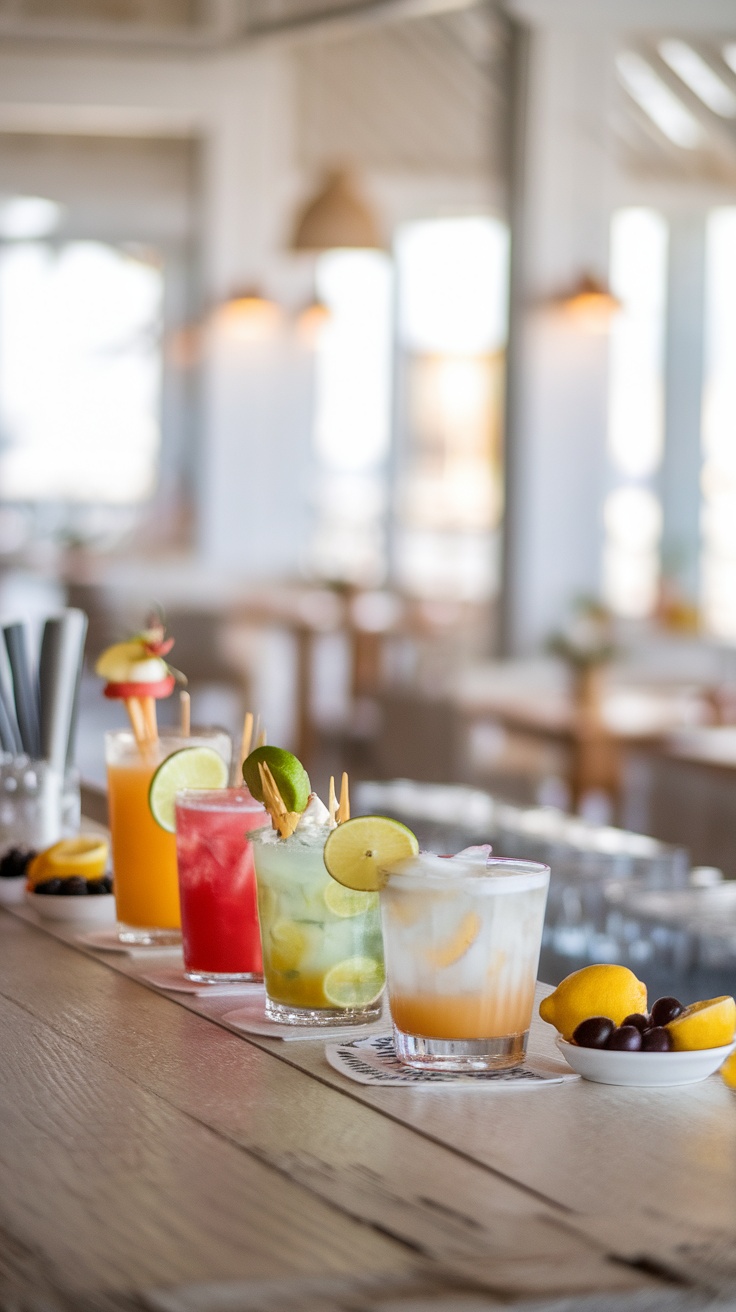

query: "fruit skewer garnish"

left=258, top=762, right=301, bottom=838
left=95, top=619, right=184, bottom=751
left=242, top=745, right=311, bottom=837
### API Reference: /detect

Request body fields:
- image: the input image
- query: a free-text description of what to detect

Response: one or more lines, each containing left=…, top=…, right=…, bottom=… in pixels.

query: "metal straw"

left=38, top=610, right=88, bottom=773
left=3, top=623, right=40, bottom=758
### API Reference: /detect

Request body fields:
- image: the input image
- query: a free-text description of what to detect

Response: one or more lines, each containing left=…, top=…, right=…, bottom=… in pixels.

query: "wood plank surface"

left=0, top=988, right=415, bottom=1303
left=0, top=912, right=647, bottom=1305
left=2, top=904, right=734, bottom=1306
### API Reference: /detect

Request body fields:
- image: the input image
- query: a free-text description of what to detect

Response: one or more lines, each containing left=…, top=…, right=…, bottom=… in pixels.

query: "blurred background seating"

left=1, top=0, right=736, bottom=992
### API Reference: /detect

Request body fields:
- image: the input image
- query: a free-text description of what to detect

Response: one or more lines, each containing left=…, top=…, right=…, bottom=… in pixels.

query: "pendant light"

left=214, top=286, right=282, bottom=343
left=290, top=167, right=383, bottom=252
left=556, top=273, right=621, bottom=333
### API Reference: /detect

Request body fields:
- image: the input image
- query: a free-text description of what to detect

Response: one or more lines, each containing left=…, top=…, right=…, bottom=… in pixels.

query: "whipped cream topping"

left=297, top=792, right=334, bottom=829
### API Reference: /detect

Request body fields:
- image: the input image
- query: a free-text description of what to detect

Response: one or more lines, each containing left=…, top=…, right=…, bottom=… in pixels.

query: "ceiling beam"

left=505, top=0, right=736, bottom=33
left=0, top=0, right=485, bottom=54
left=245, top=0, right=483, bottom=45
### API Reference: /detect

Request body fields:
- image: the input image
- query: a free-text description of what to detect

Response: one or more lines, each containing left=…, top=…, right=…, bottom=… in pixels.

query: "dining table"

left=1, top=888, right=735, bottom=1312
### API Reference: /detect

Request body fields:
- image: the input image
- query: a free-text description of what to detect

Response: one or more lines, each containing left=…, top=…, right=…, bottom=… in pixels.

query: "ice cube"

left=455, top=844, right=492, bottom=863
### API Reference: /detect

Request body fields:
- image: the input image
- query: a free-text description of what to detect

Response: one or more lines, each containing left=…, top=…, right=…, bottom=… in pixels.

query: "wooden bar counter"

left=0, top=902, right=735, bottom=1312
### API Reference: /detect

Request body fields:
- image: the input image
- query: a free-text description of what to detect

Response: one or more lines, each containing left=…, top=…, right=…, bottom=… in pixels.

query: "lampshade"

left=290, top=168, right=383, bottom=252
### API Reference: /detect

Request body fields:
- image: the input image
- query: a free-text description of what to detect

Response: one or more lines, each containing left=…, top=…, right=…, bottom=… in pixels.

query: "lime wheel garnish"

left=148, top=746, right=229, bottom=832
left=323, top=815, right=418, bottom=892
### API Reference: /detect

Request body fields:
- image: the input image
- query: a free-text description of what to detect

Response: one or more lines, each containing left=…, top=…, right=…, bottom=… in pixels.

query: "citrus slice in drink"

left=323, top=882, right=378, bottom=918
left=323, top=955, right=385, bottom=1007
left=27, top=836, right=109, bottom=886
left=426, top=911, right=481, bottom=969
left=323, top=815, right=419, bottom=891
left=242, top=746, right=310, bottom=813
left=269, top=920, right=308, bottom=972
left=148, top=746, right=229, bottom=832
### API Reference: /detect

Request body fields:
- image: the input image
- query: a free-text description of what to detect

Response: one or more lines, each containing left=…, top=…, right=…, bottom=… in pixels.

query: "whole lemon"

left=539, top=964, right=647, bottom=1041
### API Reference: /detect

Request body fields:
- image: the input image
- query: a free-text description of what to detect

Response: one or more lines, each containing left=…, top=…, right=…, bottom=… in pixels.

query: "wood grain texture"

left=0, top=913, right=645, bottom=1304
left=4, top=905, right=733, bottom=1306
left=0, top=955, right=416, bottom=1301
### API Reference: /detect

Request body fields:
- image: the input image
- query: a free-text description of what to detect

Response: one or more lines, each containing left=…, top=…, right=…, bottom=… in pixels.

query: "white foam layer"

left=388, top=851, right=550, bottom=894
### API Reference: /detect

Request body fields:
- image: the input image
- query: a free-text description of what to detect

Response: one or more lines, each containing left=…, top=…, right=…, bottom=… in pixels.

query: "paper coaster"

left=325, top=1032, right=580, bottom=1086
left=223, top=992, right=388, bottom=1042
left=77, top=928, right=184, bottom=957
left=141, top=964, right=265, bottom=996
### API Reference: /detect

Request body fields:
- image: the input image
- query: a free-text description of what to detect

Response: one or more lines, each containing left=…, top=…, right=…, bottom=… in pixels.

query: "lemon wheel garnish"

left=322, top=956, right=385, bottom=1008
left=28, top=836, right=109, bottom=885
left=323, top=882, right=377, bottom=918
left=323, top=815, right=419, bottom=892
left=148, top=746, right=229, bottom=832
left=666, top=996, right=736, bottom=1051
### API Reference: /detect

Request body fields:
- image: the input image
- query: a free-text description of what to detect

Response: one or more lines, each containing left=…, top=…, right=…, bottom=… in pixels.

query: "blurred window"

left=0, top=240, right=162, bottom=503
left=309, top=248, right=393, bottom=585
left=603, top=208, right=668, bottom=618
left=701, top=208, right=736, bottom=638
left=393, top=216, right=509, bottom=600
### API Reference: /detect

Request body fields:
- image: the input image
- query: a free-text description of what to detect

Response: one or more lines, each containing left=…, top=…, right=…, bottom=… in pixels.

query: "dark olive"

left=572, top=1017, right=615, bottom=1048
left=0, top=846, right=36, bottom=879
left=621, top=1013, right=650, bottom=1034
left=60, top=876, right=89, bottom=896
left=606, top=1025, right=642, bottom=1051
left=34, top=878, right=63, bottom=895
left=641, top=1027, right=673, bottom=1052
left=86, top=879, right=107, bottom=895
left=100, top=876, right=113, bottom=894
left=650, top=997, right=684, bottom=1027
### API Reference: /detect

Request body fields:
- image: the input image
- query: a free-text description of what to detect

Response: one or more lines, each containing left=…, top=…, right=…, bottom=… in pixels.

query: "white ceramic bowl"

left=27, top=889, right=116, bottom=925
left=556, top=1035, right=735, bottom=1087
left=0, top=878, right=29, bottom=906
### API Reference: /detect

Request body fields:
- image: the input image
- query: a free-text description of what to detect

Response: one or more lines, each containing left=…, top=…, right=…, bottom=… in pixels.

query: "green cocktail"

left=253, top=823, right=385, bottom=1026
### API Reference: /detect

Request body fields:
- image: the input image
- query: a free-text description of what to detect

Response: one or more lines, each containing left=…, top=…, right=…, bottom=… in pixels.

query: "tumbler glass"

left=380, top=852, right=550, bottom=1071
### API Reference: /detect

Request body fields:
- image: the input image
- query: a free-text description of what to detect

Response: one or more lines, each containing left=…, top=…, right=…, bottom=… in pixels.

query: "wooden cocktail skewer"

left=141, top=696, right=158, bottom=743
left=125, top=697, right=147, bottom=750
left=336, top=772, right=350, bottom=824
left=239, top=711, right=254, bottom=770
left=180, top=690, right=191, bottom=736
left=328, top=775, right=337, bottom=826
left=258, top=761, right=300, bottom=838
left=256, top=726, right=267, bottom=749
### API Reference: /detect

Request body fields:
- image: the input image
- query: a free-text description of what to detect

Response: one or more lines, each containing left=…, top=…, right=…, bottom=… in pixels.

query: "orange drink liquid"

left=380, top=852, right=549, bottom=1071
left=105, top=730, right=231, bottom=945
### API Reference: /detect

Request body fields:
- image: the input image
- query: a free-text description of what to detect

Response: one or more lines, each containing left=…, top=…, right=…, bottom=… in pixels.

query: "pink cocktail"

left=175, top=788, right=265, bottom=982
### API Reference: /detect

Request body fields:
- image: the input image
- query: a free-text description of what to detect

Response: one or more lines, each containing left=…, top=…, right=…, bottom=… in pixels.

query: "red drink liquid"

left=175, top=788, right=266, bottom=981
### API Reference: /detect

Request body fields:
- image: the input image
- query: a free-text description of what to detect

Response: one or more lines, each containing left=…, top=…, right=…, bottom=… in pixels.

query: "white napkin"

left=326, top=1031, right=580, bottom=1086
left=141, top=964, right=264, bottom=997
left=223, top=991, right=388, bottom=1042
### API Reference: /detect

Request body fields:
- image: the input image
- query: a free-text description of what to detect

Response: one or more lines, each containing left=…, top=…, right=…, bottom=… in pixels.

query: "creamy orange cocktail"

left=379, top=850, right=550, bottom=1071
left=105, top=729, right=231, bottom=944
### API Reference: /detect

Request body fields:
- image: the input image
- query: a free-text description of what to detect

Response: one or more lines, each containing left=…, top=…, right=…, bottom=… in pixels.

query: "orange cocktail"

left=105, top=730, right=231, bottom=944
left=379, top=851, right=550, bottom=1071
